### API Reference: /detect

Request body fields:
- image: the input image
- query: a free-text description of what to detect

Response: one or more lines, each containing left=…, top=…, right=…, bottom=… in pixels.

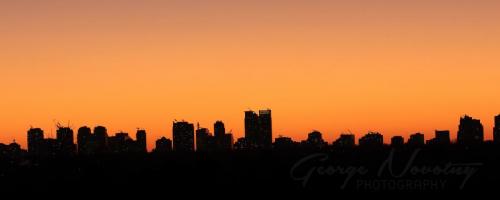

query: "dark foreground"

left=1, top=145, right=499, bottom=195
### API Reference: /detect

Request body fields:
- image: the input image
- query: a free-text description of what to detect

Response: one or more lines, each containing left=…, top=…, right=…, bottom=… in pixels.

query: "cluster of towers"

left=234, top=110, right=273, bottom=149
left=159, top=120, right=235, bottom=152
left=27, top=125, right=147, bottom=156
left=158, top=109, right=272, bottom=152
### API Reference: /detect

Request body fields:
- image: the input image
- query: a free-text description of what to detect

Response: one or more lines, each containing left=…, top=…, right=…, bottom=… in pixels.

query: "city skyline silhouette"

left=1, top=110, right=500, bottom=151
left=1, top=108, right=500, bottom=194
left=1, top=0, right=500, bottom=194
left=1, top=109, right=499, bottom=153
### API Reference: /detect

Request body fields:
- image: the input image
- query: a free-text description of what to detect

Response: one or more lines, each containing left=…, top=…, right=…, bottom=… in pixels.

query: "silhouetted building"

left=154, top=137, right=172, bottom=152
left=274, top=136, right=297, bottom=150
left=93, top=126, right=109, bottom=153
left=457, top=115, right=484, bottom=146
left=333, top=134, right=355, bottom=148
left=302, top=131, right=328, bottom=149
left=258, top=109, right=273, bottom=149
left=428, top=130, right=451, bottom=146
left=494, top=115, right=500, bottom=144
left=244, top=109, right=273, bottom=149
left=391, top=136, right=404, bottom=147
left=407, top=133, right=425, bottom=147
left=359, top=132, right=383, bottom=148
left=0, top=141, right=24, bottom=158
left=196, top=126, right=214, bottom=152
left=108, top=132, right=134, bottom=153
left=213, top=121, right=233, bottom=151
left=173, top=121, right=195, bottom=152
left=136, top=129, right=147, bottom=153
left=56, top=126, right=76, bottom=155
left=214, top=121, right=226, bottom=138
left=245, top=111, right=259, bottom=148
left=77, top=126, right=92, bottom=155
left=27, top=128, right=44, bottom=155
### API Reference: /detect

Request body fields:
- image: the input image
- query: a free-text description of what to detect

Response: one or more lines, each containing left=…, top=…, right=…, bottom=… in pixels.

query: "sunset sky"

left=1, top=0, right=499, bottom=150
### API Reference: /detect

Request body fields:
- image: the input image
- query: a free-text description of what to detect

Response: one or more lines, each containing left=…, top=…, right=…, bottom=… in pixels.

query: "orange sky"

left=1, top=0, right=499, bottom=150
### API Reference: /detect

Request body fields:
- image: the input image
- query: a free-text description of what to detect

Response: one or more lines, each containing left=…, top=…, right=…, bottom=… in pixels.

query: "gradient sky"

left=1, top=0, right=500, bottom=150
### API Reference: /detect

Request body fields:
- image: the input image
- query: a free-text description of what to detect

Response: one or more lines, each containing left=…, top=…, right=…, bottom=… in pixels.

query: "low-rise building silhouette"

left=333, top=134, right=355, bottom=149
left=154, top=137, right=172, bottom=152
left=301, top=130, right=328, bottom=150
left=108, top=130, right=147, bottom=153
left=108, top=132, right=133, bottom=153
left=391, top=136, right=404, bottom=147
left=427, top=130, right=451, bottom=146
left=0, top=141, right=24, bottom=158
left=359, top=132, right=384, bottom=148
left=274, top=136, right=297, bottom=150
left=407, top=133, right=425, bottom=147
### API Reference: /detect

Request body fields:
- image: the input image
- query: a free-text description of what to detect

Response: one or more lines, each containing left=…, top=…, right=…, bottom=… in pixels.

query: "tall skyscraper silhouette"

left=77, top=126, right=92, bottom=155
left=494, top=115, right=500, bottom=144
left=214, top=121, right=225, bottom=138
left=56, top=126, right=76, bottom=155
left=213, top=121, right=233, bottom=151
left=244, top=109, right=272, bottom=149
left=27, top=128, right=44, bottom=155
left=457, top=115, right=484, bottom=146
left=258, top=109, right=273, bottom=149
left=136, top=129, right=147, bottom=153
left=93, top=126, right=109, bottom=153
left=173, top=121, right=195, bottom=152
left=245, top=111, right=259, bottom=148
